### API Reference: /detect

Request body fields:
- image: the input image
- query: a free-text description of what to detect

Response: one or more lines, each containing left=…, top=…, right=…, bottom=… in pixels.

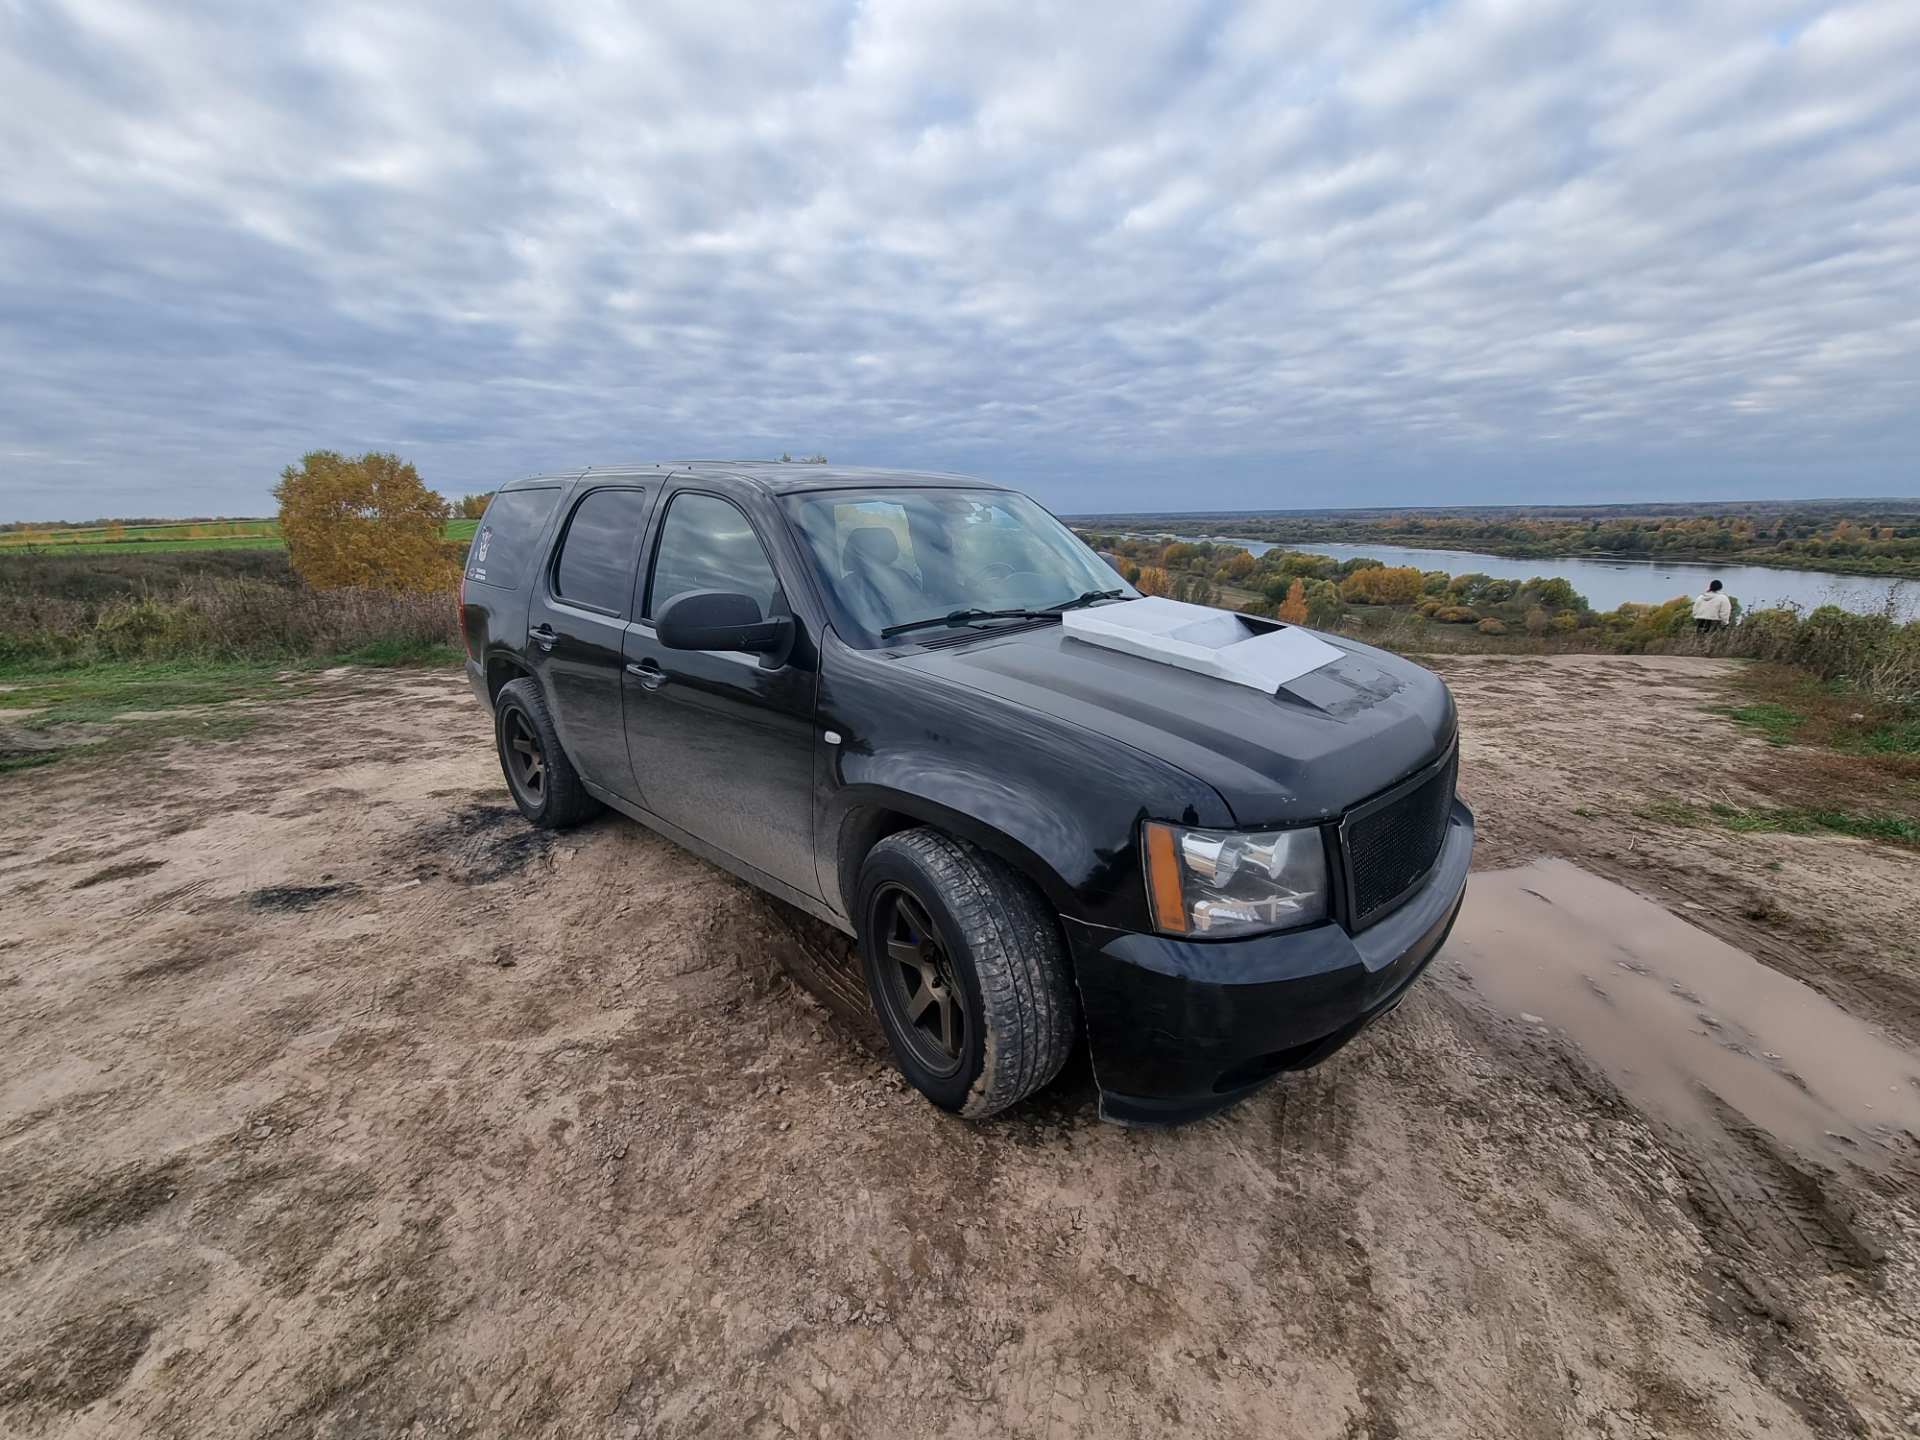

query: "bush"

left=1433, top=605, right=1478, bottom=625
left=1596, top=597, right=1691, bottom=644
left=1303, top=579, right=1346, bottom=628
left=275, top=451, right=459, bottom=592
left=1477, top=618, right=1507, bottom=635
left=1723, top=604, right=1920, bottom=696
left=1522, top=575, right=1589, bottom=611
left=1136, top=567, right=1171, bottom=597
left=0, top=580, right=458, bottom=667
left=1275, top=551, right=1335, bottom=580
left=1341, top=566, right=1424, bottom=606
left=0, top=547, right=297, bottom=603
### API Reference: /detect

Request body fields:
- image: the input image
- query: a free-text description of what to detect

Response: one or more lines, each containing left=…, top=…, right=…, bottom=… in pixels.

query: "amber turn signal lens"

left=1143, top=821, right=1188, bottom=934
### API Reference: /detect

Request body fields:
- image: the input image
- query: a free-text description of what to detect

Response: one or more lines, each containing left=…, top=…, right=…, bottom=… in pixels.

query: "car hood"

left=895, top=621, right=1455, bottom=825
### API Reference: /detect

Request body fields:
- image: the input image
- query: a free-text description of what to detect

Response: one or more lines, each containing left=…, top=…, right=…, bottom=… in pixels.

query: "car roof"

left=498, top=462, right=1006, bottom=495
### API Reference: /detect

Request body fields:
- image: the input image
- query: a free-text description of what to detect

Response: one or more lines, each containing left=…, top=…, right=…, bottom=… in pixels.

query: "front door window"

left=646, top=492, right=781, bottom=621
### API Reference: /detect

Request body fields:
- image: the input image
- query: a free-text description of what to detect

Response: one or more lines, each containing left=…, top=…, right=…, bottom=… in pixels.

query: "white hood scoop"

left=1061, top=596, right=1344, bottom=693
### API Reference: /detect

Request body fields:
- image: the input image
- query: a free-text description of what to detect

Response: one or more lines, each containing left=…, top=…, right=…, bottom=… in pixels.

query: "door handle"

left=529, top=623, right=557, bottom=652
left=625, top=661, right=668, bottom=691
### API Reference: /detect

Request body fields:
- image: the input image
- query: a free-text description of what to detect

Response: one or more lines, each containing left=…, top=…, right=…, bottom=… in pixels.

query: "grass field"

left=0, top=517, right=479, bottom=555
left=0, top=645, right=464, bottom=774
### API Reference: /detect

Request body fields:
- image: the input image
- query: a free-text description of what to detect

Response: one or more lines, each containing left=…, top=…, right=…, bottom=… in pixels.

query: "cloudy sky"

left=2, top=0, right=1917, bottom=520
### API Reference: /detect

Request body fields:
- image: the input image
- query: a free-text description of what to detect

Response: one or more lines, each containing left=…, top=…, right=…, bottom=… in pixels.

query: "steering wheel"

left=964, top=561, right=1017, bottom=589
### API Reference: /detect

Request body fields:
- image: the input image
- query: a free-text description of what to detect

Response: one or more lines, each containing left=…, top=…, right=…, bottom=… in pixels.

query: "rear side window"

left=467, top=487, right=562, bottom=590
left=553, top=488, right=651, bottom=615
left=645, top=492, right=781, bottom=620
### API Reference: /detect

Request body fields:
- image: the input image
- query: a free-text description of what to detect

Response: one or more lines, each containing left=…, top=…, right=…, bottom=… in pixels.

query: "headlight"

left=1142, top=820, right=1330, bottom=938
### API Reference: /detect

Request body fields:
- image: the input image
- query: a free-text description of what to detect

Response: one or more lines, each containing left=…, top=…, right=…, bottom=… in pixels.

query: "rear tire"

left=494, top=677, right=601, bottom=829
left=856, top=828, right=1077, bottom=1118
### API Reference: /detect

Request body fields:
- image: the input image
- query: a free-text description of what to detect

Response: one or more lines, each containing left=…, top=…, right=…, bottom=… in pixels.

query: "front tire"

left=855, top=828, right=1077, bottom=1118
left=494, top=677, right=601, bottom=829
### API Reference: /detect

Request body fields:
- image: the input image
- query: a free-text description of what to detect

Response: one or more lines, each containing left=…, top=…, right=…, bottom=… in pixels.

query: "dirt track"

left=2, top=657, right=1917, bottom=1438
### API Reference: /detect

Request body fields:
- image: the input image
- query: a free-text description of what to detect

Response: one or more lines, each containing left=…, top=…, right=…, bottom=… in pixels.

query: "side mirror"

left=656, top=589, right=794, bottom=659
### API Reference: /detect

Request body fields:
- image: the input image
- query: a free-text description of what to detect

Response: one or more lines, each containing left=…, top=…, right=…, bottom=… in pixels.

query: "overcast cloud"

left=2, top=0, right=1917, bottom=518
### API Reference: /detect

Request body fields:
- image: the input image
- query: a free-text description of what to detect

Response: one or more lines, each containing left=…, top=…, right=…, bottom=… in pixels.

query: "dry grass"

left=0, top=580, right=458, bottom=666
left=1350, top=603, right=1920, bottom=702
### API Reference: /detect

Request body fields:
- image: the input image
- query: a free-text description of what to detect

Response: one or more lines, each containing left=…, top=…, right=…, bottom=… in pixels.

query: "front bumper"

left=1064, top=800, right=1474, bottom=1127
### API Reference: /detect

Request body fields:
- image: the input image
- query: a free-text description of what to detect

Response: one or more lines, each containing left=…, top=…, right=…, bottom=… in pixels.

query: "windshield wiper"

left=1044, top=588, right=1129, bottom=614
left=880, top=607, right=1052, bottom=638
left=878, top=590, right=1131, bottom=639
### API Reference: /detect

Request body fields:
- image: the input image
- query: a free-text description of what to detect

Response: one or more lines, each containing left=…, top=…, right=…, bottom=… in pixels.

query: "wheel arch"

left=485, top=653, right=535, bottom=704
left=830, top=787, right=1082, bottom=929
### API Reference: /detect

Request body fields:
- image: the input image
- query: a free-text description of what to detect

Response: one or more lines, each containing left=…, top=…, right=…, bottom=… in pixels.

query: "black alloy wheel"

left=854, top=828, right=1078, bottom=1118
left=502, top=704, right=547, bottom=803
left=493, top=677, right=600, bottom=829
left=870, top=884, right=967, bottom=1078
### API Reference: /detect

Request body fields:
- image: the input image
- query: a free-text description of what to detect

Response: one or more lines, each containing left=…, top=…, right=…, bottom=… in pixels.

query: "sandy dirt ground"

left=2, top=656, right=1917, bottom=1439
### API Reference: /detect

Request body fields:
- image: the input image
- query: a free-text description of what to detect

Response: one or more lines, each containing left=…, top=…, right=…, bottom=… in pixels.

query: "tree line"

left=1079, top=508, right=1920, bottom=580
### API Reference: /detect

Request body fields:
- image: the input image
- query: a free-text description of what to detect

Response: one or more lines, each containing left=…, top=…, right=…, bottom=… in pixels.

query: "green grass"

left=2, top=517, right=478, bottom=555
left=0, top=645, right=465, bottom=777
left=1710, top=701, right=1805, bottom=747
left=1645, top=799, right=1920, bottom=847
left=1712, top=669, right=1920, bottom=758
left=0, top=659, right=294, bottom=725
left=0, top=521, right=279, bottom=550
left=1858, top=716, right=1920, bottom=755
left=0, top=535, right=290, bottom=556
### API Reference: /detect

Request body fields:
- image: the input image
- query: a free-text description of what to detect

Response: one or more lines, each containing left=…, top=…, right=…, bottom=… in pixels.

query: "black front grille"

left=1342, top=748, right=1457, bottom=929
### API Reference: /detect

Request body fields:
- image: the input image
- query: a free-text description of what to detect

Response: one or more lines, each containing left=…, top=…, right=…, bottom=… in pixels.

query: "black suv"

left=461, top=462, right=1472, bottom=1126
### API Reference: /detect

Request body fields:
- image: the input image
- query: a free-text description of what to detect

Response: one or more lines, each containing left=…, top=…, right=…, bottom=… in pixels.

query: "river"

left=1175, top=537, right=1917, bottom=619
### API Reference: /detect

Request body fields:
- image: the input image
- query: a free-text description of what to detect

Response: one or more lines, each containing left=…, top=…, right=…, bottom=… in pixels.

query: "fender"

left=815, top=636, right=1231, bottom=933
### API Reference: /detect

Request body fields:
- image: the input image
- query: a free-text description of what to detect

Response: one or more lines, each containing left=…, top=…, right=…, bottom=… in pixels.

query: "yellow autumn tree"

left=1340, top=565, right=1424, bottom=606
left=1136, top=567, right=1171, bottom=597
left=274, top=451, right=457, bottom=591
left=1277, top=578, right=1309, bottom=624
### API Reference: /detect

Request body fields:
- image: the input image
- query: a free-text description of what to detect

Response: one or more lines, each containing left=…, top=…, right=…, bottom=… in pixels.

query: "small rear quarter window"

left=466, top=487, right=562, bottom=590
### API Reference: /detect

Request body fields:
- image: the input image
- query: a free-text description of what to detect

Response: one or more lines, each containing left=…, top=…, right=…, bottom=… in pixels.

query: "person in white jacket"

left=1692, top=579, right=1733, bottom=634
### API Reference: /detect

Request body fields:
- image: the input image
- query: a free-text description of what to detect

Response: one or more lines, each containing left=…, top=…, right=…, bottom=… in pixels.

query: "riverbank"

left=1086, top=530, right=1919, bottom=622
left=1068, top=503, right=1920, bottom=583
left=1235, top=533, right=1920, bottom=581
left=1232, top=540, right=1918, bottom=619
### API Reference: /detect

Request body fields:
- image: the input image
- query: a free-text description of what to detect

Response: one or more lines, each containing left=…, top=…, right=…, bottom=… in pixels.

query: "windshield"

left=781, top=487, right=1137, bottom=646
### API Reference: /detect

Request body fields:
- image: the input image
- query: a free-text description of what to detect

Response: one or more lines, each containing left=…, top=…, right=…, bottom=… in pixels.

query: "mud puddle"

left=1447, top=858, right=1920, bottom=1170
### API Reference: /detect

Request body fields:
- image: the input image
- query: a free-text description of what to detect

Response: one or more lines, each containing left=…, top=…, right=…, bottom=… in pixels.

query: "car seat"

left=842, top=526, right=924, bottom=621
